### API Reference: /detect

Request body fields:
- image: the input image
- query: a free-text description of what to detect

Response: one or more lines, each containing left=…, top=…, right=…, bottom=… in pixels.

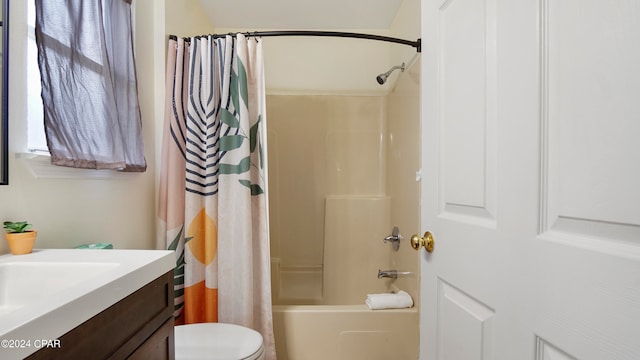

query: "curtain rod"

left=169, top=31, right=421, bottom=53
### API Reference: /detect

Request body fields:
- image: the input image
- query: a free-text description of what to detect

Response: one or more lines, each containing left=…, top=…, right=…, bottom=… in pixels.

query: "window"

left=26, top=0, right=46, bottom=153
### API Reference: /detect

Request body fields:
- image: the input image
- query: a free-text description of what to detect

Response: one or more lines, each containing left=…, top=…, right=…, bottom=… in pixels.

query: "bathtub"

left=270, top=195, right=419, bottom=359
left=272, top=304, right=419, bottom=360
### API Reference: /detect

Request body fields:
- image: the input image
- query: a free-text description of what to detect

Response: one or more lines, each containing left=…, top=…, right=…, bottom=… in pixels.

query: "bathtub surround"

left=158, top=34, right=275, bottom=359
left=267, top=61, right=421, bottom=306
left=268, top=58, right=420, bottom=359
left=323, top=196, right=391, bottom=304
left=385, top=54, right=420, bottom=304
left=267, top=95, right=389, bottom=305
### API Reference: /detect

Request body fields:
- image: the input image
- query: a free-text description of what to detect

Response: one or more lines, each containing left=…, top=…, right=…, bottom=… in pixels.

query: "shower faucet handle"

left=383, top=226, right=402, bottom=251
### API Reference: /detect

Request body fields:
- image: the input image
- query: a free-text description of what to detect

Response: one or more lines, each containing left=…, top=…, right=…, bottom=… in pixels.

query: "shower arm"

left=385, top=64, right=404, bottom=75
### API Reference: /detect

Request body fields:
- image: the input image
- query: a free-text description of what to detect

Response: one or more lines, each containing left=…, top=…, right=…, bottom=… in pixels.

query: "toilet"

left=174, top=323, right=265, bottom=360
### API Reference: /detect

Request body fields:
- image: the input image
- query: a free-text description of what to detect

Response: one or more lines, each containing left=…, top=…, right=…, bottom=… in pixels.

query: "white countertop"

left=0, top=249, right=174, bottom=359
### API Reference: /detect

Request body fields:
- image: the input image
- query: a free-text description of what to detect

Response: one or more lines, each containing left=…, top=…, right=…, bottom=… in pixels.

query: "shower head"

left=376, top=63, right=405, bottom=85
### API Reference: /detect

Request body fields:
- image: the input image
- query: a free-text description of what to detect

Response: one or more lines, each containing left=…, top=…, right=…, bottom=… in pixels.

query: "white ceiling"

left=198, top=0, right=405, bottom=30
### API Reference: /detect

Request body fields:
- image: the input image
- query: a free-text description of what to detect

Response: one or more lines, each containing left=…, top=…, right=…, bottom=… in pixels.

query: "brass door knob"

left=410, top=231, right=435, bottom=253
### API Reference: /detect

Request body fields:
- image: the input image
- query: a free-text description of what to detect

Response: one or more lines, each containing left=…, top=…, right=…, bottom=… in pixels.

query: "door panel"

left=535, top=337, right=577, bottom=360
left=540, top=0, right=640, bottom=251
left=421, top=0, right=640, bottom=359
left=438, top=280, right=495, bottom=360
left=439, top=0, right=498, bottom=228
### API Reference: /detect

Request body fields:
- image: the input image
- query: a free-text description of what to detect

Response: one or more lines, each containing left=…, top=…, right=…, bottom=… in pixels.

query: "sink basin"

left=0, top=262, right=119, bottom=315
left=0, top=249, right=174, bottom=359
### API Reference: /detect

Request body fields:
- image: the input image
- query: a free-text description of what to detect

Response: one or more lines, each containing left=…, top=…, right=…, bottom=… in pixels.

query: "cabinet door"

left=128, top=319, right=175, bottom=360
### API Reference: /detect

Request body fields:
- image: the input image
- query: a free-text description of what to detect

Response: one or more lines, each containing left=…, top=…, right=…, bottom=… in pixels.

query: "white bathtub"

left=272, top=304, right=419, bottom=360
left=271, top=196, right=419, bottom=359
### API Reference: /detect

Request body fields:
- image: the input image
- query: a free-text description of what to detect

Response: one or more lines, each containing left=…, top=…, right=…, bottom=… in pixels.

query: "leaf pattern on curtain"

left=167, top=226, right=192, bottom=315
left=182, top=45, right=265, bottom=197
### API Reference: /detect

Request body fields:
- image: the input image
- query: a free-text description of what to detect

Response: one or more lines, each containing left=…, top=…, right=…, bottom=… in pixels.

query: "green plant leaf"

left=3, top=221, right=32, bottom=233
left=219, top=156, right=251, bottom=174
left=167, top=226, right=183, bottom=251
left=250, top=115, right=261, bottom=153
left=167, top=227, right=192, bottom=298
left=229, top=59, right=248, bottom=116
left=220, top=135, right=245, bottom=151
left=167, top=227, right=189, bottom=316
left=237, top=59, right=249, bottom=108
left=221, top=109, right=239, bottom=128
left=230, top=72, right=240, bottom=113
left=259, top=142, right=264, bottom=169
left=239, top=180, right=264, bottom=195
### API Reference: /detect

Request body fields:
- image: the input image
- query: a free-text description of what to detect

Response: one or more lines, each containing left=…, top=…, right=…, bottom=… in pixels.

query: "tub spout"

left=377, top=269, right=412, bottom=279
left=378, top=269, right=396, bottom=279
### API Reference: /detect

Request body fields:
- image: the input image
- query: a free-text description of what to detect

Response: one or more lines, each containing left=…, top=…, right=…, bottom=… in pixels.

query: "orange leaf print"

left=187, top=208, right=218, bottom=265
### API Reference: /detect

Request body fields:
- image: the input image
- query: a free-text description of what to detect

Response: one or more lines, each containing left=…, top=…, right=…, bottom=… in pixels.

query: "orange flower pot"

left=5, top=231, right=37, bottom=255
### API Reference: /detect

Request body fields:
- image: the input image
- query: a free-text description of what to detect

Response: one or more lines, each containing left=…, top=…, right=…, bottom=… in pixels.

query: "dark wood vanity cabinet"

left=27, top=271, right=175, bottom=360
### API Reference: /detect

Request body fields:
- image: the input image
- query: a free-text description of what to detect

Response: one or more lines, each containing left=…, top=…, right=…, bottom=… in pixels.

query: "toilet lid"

left=175, top=323, right=264, bottom=360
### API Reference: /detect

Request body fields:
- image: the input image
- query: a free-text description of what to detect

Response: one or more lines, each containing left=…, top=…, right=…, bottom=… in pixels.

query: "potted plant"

left=3, top=221, right=37, bottom=255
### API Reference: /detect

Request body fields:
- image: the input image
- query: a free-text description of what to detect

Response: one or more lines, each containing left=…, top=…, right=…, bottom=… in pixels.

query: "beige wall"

left=164, top=0, right=214, bottom=37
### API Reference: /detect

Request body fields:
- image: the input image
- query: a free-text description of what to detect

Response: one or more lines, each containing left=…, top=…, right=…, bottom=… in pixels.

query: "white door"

left=419, top=0, right=640, bottom=359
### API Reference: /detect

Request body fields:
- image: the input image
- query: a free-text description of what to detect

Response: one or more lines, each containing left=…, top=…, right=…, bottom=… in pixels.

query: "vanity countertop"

left=0, top=249, right=174, bottom=359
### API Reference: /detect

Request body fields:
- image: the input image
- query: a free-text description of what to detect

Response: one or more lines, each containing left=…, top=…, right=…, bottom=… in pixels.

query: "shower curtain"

left=158, top=34, right=275, bottom=359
